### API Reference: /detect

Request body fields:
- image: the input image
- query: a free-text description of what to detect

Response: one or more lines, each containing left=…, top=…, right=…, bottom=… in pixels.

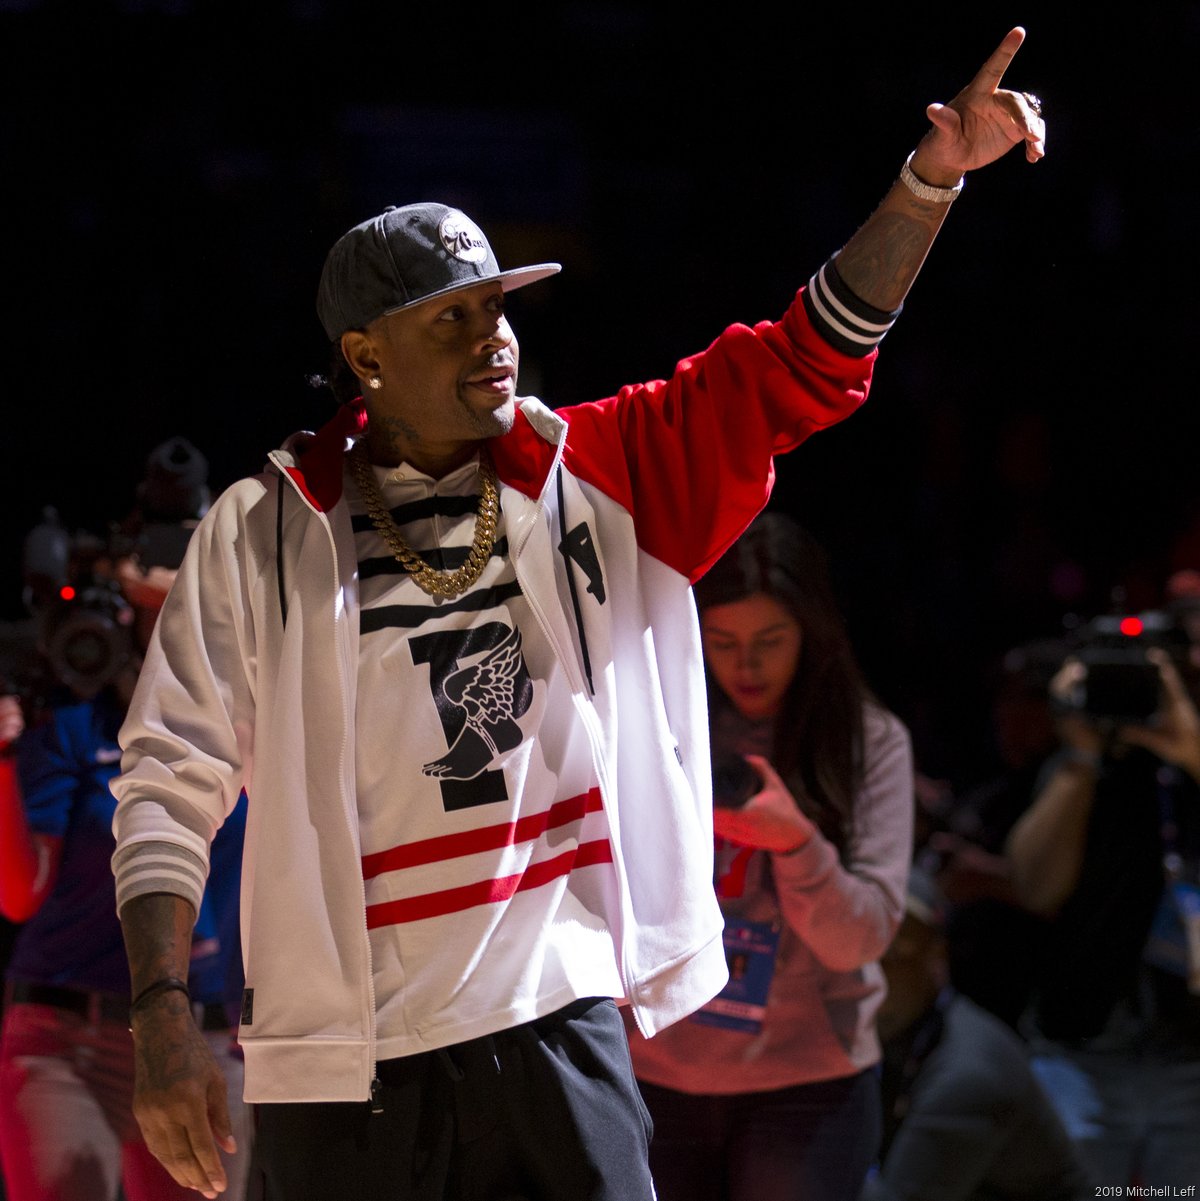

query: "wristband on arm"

left=128, top=976, right=191, bottom=1027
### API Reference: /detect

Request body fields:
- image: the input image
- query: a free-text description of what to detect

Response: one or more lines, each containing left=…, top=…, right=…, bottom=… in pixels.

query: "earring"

left=368, top=376, right=383, bottom=390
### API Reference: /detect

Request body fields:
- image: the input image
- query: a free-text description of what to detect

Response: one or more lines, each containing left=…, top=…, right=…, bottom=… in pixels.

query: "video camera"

left=18, top=436, right=210, bottom=701
left=21, top=508, right=138, bottom=699
left=1059, top=608, right=1191, bottom=725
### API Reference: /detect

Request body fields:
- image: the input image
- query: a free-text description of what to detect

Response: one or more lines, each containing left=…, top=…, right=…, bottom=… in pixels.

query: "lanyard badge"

left=690, top=919, right=781, bottom=1034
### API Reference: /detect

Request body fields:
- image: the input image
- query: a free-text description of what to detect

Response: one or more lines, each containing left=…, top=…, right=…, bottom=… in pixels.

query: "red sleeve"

left=558, top=288, right=875, bottom=582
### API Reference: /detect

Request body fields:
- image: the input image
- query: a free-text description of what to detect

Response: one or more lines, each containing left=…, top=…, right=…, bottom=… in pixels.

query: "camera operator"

left=1006, top=619, right=1200, bottom=1191
left=0, top=439, right=250, bottom=1201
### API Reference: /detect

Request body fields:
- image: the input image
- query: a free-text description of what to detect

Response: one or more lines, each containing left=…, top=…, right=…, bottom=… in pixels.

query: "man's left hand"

left=911, top=26, right=1046, bottom=186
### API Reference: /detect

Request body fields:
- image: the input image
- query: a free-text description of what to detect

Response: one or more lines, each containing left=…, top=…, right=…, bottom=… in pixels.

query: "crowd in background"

left=1, top=7, right=1197, bottom=1196
left=0, top=441, right=250, bottom=1201
left=3, top=433, right=1200, bottom=1197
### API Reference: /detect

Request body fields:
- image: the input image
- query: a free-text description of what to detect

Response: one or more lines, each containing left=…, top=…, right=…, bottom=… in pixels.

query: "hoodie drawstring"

left=556, top=466, right=595, bottom=697
left=276, top=477, right=289, bottom=629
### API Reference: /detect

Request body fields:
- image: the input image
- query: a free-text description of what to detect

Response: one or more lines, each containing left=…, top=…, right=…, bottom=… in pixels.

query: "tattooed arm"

left=835, top=26, right=1045, bottom=314
left=123, top=893, right=235, bottom=1199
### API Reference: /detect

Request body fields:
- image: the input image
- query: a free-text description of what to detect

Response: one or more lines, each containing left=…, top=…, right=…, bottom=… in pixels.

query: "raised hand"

left=913, top=27, right=1046, bottom=185
left=833, top=27, right=1047, bottom=313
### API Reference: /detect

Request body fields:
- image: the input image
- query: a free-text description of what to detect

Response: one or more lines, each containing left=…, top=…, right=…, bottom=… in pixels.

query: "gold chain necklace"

left=349, top=441, right=500, bottom=598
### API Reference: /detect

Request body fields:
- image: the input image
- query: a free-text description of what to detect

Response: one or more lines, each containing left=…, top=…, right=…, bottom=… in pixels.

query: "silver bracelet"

left=899, top=151, right=964, bottom=204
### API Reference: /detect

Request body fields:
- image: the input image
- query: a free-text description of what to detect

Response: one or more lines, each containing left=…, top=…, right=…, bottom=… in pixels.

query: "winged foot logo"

left=422, top=625, right=532, bottom=781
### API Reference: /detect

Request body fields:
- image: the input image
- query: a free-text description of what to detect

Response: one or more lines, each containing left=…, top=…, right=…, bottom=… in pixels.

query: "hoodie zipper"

left=506, top=456, right=643, bottom=1029
left=275, top=456, right=381, bottom=1107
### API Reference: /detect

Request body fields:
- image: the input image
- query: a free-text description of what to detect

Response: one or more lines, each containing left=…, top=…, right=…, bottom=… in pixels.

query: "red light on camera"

left=1119, top=616, right=1144, bottom=637
left=59, top=585, right=76, bottom=601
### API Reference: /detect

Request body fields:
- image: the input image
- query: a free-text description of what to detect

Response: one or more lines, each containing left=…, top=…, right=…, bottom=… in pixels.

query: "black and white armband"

left=802, top=257, right=901, bottom=358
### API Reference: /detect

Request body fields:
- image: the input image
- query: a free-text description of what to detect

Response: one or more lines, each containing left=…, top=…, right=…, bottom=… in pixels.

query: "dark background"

left=3, top=1, right=1198, bottom=794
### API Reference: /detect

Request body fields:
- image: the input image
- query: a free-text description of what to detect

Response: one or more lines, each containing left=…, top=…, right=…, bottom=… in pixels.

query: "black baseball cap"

left=316, top=202, right=561, bottom=341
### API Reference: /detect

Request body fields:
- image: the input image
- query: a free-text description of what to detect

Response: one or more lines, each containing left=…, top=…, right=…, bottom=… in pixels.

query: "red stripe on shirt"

left=365, top=838, right=614, bottom=928
left=361, top=788, right=604, bottom=881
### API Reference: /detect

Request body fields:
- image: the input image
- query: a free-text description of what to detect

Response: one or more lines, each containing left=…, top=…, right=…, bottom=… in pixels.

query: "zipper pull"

left=370, top=1076, right=384, bottom=1115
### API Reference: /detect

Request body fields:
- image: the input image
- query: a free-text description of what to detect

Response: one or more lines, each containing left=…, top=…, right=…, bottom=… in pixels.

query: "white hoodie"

left=111, top=276, right=878, bottom=1102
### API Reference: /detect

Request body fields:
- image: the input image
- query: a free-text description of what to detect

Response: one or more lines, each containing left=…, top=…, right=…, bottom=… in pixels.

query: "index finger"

left=965, top=26, right=1026, bottom=96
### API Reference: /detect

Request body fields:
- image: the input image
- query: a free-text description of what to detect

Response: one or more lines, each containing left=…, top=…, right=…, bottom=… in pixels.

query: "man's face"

left=350, top=281, right=520, bottom=468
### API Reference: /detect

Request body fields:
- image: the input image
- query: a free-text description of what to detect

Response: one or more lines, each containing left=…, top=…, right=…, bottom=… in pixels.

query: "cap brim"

left=378, top=263, right=562, bottom=322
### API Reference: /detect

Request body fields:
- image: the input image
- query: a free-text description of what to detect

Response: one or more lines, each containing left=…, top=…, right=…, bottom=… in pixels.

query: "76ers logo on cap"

left=439, top=211, right=489, bottom=264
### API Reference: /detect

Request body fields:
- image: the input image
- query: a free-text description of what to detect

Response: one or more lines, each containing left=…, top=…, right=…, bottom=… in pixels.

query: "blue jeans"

left=1031, top=1040, right=1200, bottom=1189
left=637, top=1069, right=881, bottom=1201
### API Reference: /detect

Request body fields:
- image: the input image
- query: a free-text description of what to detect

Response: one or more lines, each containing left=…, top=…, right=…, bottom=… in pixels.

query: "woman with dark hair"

left=626, top=511, right=914, bottom=1201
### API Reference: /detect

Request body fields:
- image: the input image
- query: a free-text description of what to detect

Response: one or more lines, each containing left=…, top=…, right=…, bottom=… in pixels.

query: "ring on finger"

left=1022, top=91, right=1043, bottom=118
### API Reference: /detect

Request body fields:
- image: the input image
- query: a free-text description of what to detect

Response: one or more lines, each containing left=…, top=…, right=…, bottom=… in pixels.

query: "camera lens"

left=41, top=589, right=134, bottom=697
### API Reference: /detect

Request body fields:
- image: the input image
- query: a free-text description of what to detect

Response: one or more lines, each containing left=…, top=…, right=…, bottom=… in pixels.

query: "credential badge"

left=438, top=211, right=489, bottom=264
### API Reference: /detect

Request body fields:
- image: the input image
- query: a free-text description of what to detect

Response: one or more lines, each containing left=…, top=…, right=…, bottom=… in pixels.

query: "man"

left=1006, top=642, right=1200, bottom=1189
left=112, top=28, right=1044, bottom=1200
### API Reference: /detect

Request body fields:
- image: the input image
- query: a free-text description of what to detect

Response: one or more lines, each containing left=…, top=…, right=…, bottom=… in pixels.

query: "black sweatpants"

left=247, top=997, right=655, bottom=1200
